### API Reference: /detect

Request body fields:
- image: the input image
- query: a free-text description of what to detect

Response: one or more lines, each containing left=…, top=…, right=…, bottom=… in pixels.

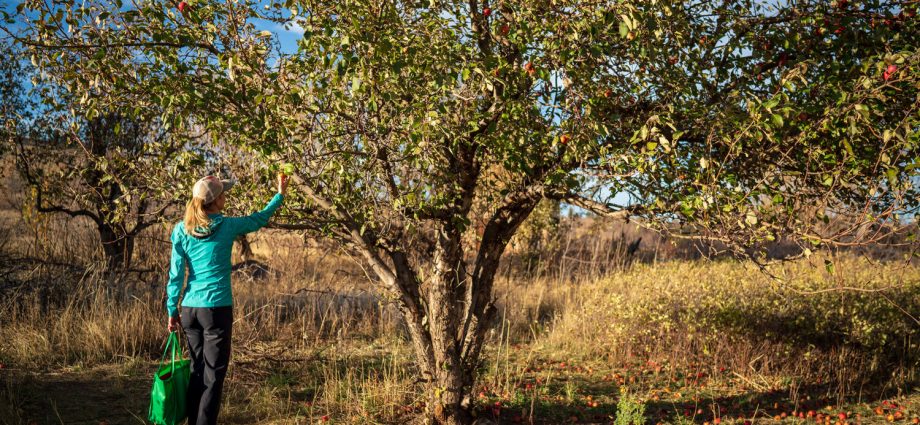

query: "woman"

left=165, top=173, right=288, bottom=425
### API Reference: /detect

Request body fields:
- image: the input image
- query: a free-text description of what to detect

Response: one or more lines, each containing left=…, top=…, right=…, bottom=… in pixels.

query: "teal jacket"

left=166, top=193, right=284, bottom=317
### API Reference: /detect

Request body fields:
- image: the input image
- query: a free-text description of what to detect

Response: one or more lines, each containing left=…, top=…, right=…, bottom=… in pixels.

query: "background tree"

left=0, top=40, right=208, bottom=271
left=12, top=111, right=207, bottom=271
left=10, top=0, right=919, bottom=423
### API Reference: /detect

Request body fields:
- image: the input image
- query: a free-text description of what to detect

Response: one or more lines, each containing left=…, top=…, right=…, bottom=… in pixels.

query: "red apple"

left=839, top=413, right=848, bottom=421
left=483, top=7, right=491, bottom=17
left=560, top=134, right=571, bottom=145
left=604, top=88, right=613, bottom=98
left=499, top=24, right=510, bottom=35
left=321, top=415, right=329, bottom=422
left=177, top=1, right=188, bottom=13
left=524, top=61, right=535, bottom=75
left=884, top=65, right=897, bottom=81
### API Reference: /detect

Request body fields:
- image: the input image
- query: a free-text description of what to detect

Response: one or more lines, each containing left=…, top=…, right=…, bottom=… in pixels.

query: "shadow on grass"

left=0, top=364, right=151, bottom=425
left=488, top=382, right=903, bottom=425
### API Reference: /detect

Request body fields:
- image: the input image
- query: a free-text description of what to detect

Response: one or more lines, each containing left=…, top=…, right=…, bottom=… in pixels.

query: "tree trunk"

left=99, top=222, right=133, bottom=271
left=429, top=364, right=476, bottom=425
left=427, top=224, right=474, bottom=424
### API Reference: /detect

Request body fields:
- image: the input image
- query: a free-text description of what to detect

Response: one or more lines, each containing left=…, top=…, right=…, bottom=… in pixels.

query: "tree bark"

left=427, top=223, right=472, bottom=424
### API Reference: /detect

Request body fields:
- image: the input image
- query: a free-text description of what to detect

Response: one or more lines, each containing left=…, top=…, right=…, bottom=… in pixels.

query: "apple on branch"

left=884, top=64, right=897, bottom=81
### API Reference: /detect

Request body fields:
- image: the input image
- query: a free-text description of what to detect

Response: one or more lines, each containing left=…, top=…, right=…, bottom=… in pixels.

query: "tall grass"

left=0, top=209, right=918, bottom=423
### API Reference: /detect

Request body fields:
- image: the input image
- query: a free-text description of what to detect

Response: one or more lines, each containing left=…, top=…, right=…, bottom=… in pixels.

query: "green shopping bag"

left=148, top=331, right=190, bottom=425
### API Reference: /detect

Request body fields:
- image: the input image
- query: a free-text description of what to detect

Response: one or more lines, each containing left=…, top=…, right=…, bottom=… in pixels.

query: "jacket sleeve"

left=229, top=193, right=284, bottom=236
left=165, top=224, right=187, bottom=318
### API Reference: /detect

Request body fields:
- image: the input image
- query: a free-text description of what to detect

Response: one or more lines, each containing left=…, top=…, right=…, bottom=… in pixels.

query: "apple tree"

left=10, top=0, right=919, bottom=422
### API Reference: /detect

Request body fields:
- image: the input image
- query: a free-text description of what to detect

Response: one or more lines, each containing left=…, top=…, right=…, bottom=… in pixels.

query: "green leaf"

left=771, top=114, right=783, bottom=128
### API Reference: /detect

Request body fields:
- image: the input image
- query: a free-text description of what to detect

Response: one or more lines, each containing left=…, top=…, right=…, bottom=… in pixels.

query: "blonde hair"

left=184, top=197, right=212, bottom=235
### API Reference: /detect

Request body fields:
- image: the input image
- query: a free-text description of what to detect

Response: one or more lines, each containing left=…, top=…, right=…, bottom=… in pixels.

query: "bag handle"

left=157, top=331, right=182, bottom=374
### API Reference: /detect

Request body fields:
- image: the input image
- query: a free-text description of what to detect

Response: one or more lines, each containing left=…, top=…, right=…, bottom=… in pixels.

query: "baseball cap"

left=192, top=176, right=235, bottom=204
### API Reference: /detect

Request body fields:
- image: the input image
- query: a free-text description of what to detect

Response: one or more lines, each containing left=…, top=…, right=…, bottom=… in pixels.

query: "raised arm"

left=229, top=173, right=289, bottom=236
left=229, top=193, right=284, bottom=235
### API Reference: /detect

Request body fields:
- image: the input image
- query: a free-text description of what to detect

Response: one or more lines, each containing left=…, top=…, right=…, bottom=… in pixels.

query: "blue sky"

left=2, top=0, right=302, bottom=53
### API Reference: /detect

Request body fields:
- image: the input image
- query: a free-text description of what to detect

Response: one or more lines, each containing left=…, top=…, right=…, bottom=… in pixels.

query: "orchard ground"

left=0, top=208, right=918, bottom=425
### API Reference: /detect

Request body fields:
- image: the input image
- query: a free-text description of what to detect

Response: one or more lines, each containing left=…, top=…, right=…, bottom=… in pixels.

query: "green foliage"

left=10, top=0, right=918, bottom=254
left=614, top=390, right=646, bottom=425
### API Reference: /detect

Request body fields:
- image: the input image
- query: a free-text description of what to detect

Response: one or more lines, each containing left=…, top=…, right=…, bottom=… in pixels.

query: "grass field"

left=0, top=210, right=918, bottom=425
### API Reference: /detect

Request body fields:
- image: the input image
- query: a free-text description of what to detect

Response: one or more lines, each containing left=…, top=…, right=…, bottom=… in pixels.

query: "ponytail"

left=184, top=198, right=211, bottom=235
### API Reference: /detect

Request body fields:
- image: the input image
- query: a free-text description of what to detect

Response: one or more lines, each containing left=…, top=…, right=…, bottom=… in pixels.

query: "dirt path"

left=1, top=363, right=151, bottom=425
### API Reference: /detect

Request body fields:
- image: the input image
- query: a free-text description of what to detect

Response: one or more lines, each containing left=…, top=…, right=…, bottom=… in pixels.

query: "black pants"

left=181, top=306, right=233, bottom=425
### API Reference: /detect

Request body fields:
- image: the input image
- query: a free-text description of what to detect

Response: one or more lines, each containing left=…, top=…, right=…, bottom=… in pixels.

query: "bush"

left=614, top=390, right=646, bottom=425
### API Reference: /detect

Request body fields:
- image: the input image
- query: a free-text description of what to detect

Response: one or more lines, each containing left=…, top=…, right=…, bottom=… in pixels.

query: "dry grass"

left=0, top=208, right=918, bottom=424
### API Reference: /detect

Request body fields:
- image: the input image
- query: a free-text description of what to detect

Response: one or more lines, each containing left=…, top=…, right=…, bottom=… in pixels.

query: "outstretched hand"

left=278, top=172, right=289, bottom=195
